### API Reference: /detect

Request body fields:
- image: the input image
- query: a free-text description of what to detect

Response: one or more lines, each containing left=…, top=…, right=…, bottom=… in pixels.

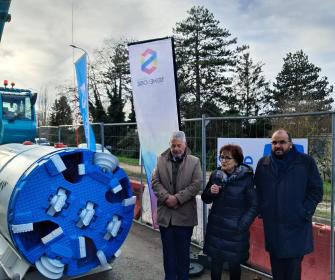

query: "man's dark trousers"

left=270, top=255, right=303, bottom=280
left=159, top=225, right=193, bottom=280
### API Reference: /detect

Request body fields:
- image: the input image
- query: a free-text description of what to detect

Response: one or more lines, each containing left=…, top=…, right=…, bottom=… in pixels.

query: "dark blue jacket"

left=255, top=148, right=323, bottom=258
left=201, top=164, right=258, bottom=263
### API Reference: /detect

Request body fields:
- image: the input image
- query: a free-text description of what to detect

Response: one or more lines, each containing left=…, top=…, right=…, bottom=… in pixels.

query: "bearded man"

left=255, top=129, right=323, bottom=280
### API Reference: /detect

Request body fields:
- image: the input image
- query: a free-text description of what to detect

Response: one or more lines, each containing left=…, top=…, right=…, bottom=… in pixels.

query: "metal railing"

left=38, top=111, right=335, bottom=279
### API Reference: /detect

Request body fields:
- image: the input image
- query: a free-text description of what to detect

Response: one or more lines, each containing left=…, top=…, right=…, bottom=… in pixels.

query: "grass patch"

left=117, top=156, right=139, bottom=166
left=125, top=170, right=146, bottom=181
left=315, top=208, right=330, bottom=219
left=323, top=180, right=332, bottom=202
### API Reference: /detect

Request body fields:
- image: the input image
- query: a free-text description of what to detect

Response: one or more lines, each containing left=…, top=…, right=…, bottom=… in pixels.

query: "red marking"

left=54, top=143, right=67, bottom=148
left=130, top=181, right=145, bottom=220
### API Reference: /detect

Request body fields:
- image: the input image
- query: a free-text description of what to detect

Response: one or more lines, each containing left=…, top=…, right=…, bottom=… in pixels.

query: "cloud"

left=0, top=47, right=14, bottom=58
left=212, top=0, right=335, bottom=84
left=0, top=0, right=333, bottom=99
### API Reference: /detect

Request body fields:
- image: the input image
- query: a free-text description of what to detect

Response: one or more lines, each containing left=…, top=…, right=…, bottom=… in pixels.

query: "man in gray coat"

left=152, top=131, right=202, bottom=280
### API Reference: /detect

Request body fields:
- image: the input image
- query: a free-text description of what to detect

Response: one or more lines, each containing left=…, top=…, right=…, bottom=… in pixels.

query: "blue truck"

left=0, top=81, right=37, bottom=144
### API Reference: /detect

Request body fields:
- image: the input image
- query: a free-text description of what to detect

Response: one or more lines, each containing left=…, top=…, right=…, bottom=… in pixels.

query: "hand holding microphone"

left=210, top=184, right=221, bottom=194
left=210, top=170, right=226, bottom=195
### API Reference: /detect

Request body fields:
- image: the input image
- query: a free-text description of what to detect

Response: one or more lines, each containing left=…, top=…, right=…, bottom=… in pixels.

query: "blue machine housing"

left=0, top=87, right=37, bottom=144
left=7, top=147, right=134, bottom=277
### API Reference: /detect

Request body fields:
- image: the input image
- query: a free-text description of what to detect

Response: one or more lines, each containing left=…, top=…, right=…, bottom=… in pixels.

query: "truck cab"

left=0, top=82, right=37, bottom=144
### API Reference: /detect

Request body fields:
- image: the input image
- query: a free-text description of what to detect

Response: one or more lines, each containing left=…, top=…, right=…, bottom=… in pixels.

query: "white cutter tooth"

left=122, top=196, right=136, bottom=207
left=112, top=184, right=122, bottom=194
left=79, top=236, right=86, bottom=258
left=78, top=163, right=86, bottom=175
left=41, top=227, right=63, bottom=244
left=77, top=202, right=95, bottom=228
left=96, top=250, right=108, bottom=267
left=114, top=249, right=122, bottom=258
left=11, top=223, right=33, bottom=233
left=50, top=154, right=67, bottom=172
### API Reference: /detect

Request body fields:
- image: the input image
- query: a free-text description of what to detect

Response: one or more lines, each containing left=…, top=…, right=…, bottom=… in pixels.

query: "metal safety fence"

left=38, top=111, right=335, bottom=279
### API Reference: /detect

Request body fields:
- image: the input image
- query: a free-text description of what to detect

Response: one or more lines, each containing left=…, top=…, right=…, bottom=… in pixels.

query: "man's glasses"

left=219, top=155, right=233, bottom=161
left=271, top=140, right=290, bottom=145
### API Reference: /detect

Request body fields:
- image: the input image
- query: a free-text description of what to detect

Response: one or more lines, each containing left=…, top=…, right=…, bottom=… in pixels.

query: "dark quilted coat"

left=201, top=164, right=258, bottom=263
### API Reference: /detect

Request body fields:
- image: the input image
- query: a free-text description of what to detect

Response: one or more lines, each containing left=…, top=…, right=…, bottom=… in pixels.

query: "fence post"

left=58, top=126, right=61, bottom=143
left=100, top=123, right=105, bottom=152
left=331, top=112, right=335, bottom=280
left=140, top=151, right=144, bottom=223
left=201, top=114, right=207, bottom=242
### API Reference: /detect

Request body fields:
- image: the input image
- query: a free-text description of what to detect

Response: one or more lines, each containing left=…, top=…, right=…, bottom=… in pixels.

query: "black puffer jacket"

left=201, top=164, right=258, bottom=263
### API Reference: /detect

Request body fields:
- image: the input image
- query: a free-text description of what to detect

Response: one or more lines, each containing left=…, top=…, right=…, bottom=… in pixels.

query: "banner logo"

left=141, top=48, right=158, bottom=75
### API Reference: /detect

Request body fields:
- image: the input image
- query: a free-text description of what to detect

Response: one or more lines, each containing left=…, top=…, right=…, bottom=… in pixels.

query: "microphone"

left=211, top=170, right=226, bottom=187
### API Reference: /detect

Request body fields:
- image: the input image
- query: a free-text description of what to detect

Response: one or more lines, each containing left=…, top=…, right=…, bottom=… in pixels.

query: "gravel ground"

left=24, top=221, right=270, bottom=280
left=77, top=222, right=270, bottom=280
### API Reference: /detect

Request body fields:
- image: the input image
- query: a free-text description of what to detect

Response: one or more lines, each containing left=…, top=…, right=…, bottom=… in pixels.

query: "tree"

left=92, top=38, right=133, bottom=123
left=49, top=95, right=73, bottom=126
left=37, top=86, right=51, bottom=126
left=51, top=83, right=83, bottom=125
left=104, top=41, right=127, bottom=123
left=232, top=52, right=270, bottom=116
left=173, top=6, right=246, bottom=118
left=89, top=67, right=108, bottom=123
left=272, top=50, right=333, bottom=113
left=310, top=135, right=331, bottom=182
left=127, top=100, right=136, bottom=123
left=106, top=89, right=125, bottom=123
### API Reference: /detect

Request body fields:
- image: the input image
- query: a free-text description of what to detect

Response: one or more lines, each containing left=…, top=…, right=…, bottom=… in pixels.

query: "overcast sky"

left=0, top=0, right=334, bottom=101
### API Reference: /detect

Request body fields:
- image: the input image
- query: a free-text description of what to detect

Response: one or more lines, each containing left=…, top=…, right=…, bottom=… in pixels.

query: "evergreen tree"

left=232, top=52, right=270, bottom=116
left=49, top=95, right=73, bottom=126
left=106, top=88, right=125, bottom=123
left=52, top=84, right=82, bottom=125
left=173, top=6, right=246, bottom=118
left=127, top=100, right=136, bottom=123
left=272, top=50, right=333, bottom=113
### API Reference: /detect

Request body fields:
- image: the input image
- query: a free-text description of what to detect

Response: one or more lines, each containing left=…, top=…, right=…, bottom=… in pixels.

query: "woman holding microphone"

left=201, top=144, right=258, bottom=280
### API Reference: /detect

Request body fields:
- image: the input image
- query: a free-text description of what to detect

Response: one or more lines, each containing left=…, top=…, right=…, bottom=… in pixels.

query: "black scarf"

left=270, top=147, right=298, bottom=175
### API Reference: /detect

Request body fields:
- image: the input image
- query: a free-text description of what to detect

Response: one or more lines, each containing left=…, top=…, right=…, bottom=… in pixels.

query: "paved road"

left=77, top=222, right=269, bottom=280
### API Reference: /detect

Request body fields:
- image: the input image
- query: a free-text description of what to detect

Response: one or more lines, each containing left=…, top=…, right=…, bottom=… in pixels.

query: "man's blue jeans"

left=159, top=225, right=193, bottom=280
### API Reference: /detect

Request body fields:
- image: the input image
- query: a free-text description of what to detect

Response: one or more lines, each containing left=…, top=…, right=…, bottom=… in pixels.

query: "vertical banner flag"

left=74, top=53, right=96, bottom=151
left=128, top=37, right=180, bottom=228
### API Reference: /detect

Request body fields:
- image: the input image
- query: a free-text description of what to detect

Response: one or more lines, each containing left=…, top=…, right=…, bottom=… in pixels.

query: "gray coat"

left=152, top=148, right=202, bottom=227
